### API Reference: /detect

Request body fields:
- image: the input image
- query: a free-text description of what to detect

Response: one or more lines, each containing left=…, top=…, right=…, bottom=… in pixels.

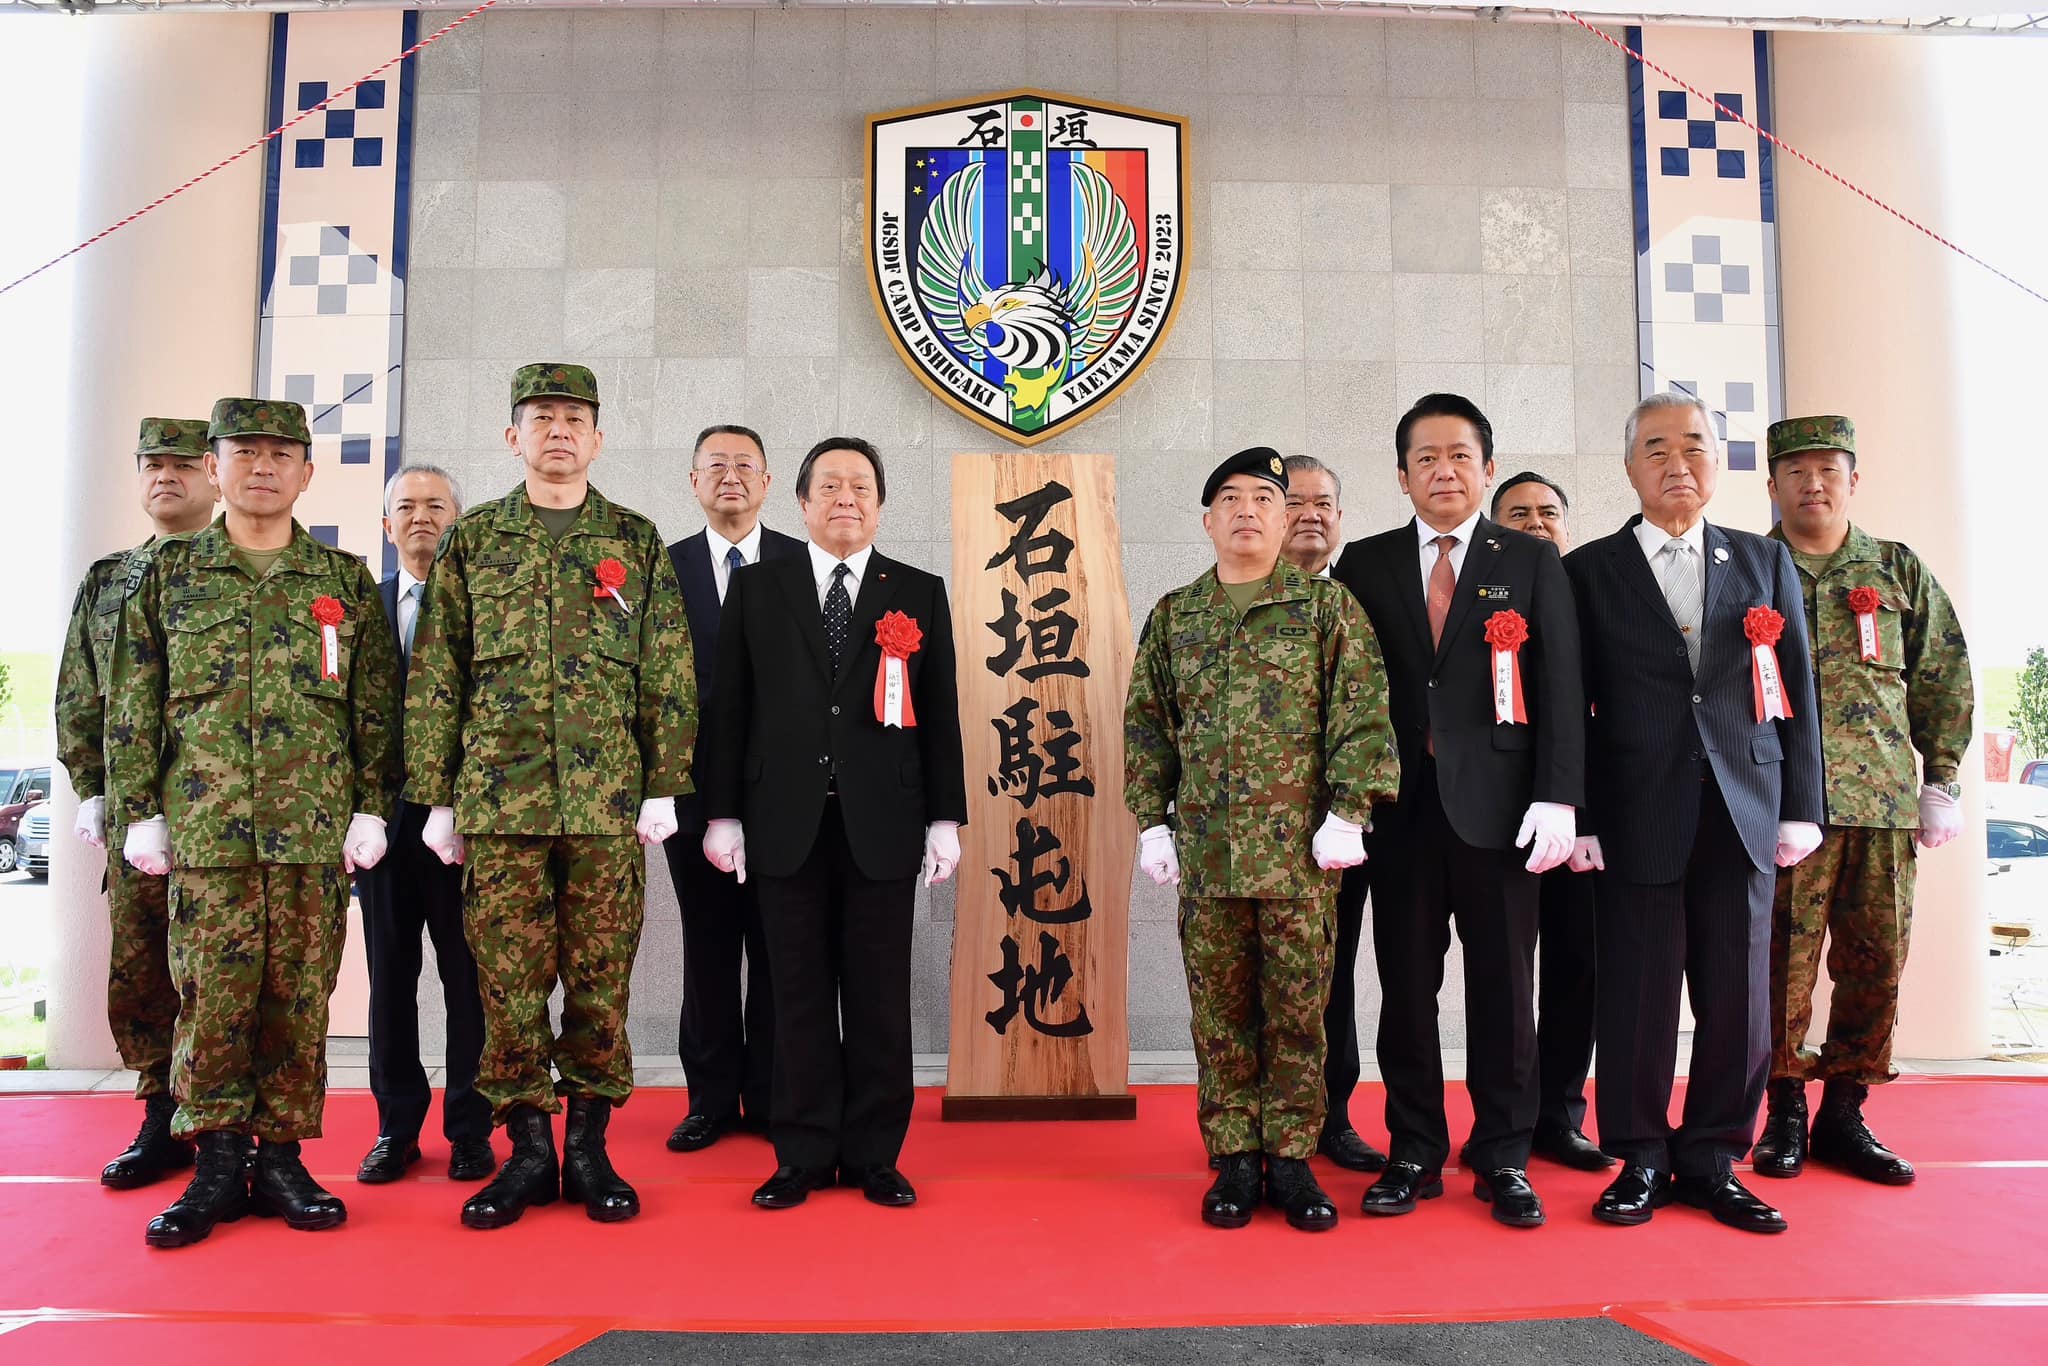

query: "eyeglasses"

left=698, top=459, right=762, bottom=481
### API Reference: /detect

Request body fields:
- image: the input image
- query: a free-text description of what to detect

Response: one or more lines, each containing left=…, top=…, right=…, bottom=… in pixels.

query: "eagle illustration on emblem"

left=867, top=91, right=1188, bottom=446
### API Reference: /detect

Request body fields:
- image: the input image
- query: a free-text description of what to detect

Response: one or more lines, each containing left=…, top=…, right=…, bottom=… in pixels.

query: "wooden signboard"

left=942, top=453, right=1137, bottom=1120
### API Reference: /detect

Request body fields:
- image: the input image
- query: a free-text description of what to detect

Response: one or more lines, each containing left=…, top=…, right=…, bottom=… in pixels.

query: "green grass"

left=0, top=1011, right=48, bottom=1069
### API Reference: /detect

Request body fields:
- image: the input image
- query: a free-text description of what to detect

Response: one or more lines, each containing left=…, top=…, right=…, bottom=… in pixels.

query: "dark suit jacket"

left=1334, top=515, right=1584, bottom=850
left=703, top=548, right=968, bottom=882
left=1564, top=516, right=1824, bottom=883
left=667, top=525, right=807, bottom=833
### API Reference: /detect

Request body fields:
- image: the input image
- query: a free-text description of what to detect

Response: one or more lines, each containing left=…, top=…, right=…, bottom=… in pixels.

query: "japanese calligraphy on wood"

left=943, top=452, right=1136, bottom=1120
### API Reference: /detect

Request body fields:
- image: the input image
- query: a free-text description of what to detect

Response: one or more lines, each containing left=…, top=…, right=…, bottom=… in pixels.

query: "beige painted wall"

left=47, top=16, right=270, bottom=1069
left=1773, top=30, right=1987, bottom=1059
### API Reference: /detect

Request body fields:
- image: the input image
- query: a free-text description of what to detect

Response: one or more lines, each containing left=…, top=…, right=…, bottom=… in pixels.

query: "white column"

left=47, top=17, right=269, bottom=1070
left=1772, top=32, right=1987, bottom=1060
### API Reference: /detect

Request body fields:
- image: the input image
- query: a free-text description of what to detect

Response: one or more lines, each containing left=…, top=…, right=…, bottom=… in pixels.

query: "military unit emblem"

left=866, top=91, right=1188, bottom=447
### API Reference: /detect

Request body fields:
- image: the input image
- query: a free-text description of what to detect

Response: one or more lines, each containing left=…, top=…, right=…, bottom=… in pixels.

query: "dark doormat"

left=556, top=1321, right=1702, bottom=1365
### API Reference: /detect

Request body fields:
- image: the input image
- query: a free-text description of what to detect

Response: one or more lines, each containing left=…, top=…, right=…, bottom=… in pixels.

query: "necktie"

left=1660, top=537, right=1703, bottom=673
left=722, top=544, right=744, bottom=603
left=823, top=562, right=852, bottom=673
left=1426, top=534, right=1457, bottom=649
left=401, top=582, right=425, bottom=663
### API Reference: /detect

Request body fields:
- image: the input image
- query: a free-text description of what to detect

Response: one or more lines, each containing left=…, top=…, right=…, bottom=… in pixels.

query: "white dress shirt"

left=1414, top=508, right=1485, bottom=605
left=395, top=567, right=426, bottom=651
left=1632, top=515, right=1706, bottom=567
left=807, top=541, right=874, bottom=611
left=705, top=522, right=765, bottom=604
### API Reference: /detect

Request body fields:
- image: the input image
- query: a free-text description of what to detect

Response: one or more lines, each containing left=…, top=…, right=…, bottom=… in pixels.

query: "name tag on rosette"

left=1483, top=609, right=1529, bottom=724
left=875, top=609, right=923, bottom=728
left=1846, top=586, right=1883, bottom=662
left=311, top=595, right=345, bottom=681
left=1744, top=605, right=1793, bottom=721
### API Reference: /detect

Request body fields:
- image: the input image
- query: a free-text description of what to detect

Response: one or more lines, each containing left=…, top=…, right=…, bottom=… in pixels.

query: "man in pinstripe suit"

left=1563, top=393, right=1824, bottom=1235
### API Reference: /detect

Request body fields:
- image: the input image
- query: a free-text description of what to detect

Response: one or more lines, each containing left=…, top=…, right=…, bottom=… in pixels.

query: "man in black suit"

left=701, top=437, right=968, bottom=1210
left=1564, top=392, right=1824, bottom=1235
left=662, top=424, right=806, bottom=1154
left=356, top=464, right=495, bottom=1185
left=1333, top=394, right=1584, bottom=1229
left=1489, top=472, right=1611, bottom=1174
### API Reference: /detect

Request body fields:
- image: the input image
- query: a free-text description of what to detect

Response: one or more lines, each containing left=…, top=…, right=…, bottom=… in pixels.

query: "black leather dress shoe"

left=356, top=1136, right=421, bottom=1185
left=1265, top=1157, right=1338, bottom=1232
left=666, top=1113, right=732, bottom=1153
left=1316, top=1127, right=1388, bottom=1174
left=448, top=1138, right=497, bottom=1182
left=753, top=1165, right=835, bottom=1209
left=1593, top=1163, right=1672, bottom=1226
left=1673, top=1172, right=1787, bottom=1234
left=1202, top=1153, right=1261, bottom=1228
left=1473, top=1167, right=1545, bottom=1228
left=1532, top=1123, right=1615, bottom=1172
left=1360, top=1161, right=1444, bottom=1216
left=842, top=1164, right=917, bottom=1207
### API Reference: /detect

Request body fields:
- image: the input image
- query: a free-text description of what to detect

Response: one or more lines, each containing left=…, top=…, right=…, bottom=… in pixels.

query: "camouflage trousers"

left=105, top=837, right=177, bottom=1099
left=1179, top=895, right=1335, bottom=1159
left=465, top=834, right=644, bottom=1124
left=167, top=862, right=348, bottom=1140
left=1770, top=826, right=1916, bottom=1084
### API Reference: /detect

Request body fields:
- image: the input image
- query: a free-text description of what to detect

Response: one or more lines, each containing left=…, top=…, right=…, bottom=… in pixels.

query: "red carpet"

left=2, top=1078, right=2045, bottom=1364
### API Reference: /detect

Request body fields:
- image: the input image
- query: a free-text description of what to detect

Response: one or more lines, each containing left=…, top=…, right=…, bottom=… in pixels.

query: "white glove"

left=1567, top=834, right=1605, bottom=873
left=421, top=805, right=464, bottom=867
left=1138, top=824, right=1180, bottom=887
left=1312, top=812, right=1367, bottom=870
left=1775, top=820, right=1824, bottom=868
left=1917, top=784, right=1963, bottom=850
left=703, top=818, right=746, bottom=883
left=75, top=795, right=106, bottom=849
left=636, top=796, right=679, bottom=846
left=1515, top=801, right=1577, bottom=874
left=124, top=815, right=171, bottom=876
left=343, top=812, right=388, bottom=874
left=921, top=820, right=961, bottom=888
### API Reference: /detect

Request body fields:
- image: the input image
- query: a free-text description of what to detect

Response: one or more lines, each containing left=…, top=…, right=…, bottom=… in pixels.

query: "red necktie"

left=1427, top=534, right=1457, bottom=648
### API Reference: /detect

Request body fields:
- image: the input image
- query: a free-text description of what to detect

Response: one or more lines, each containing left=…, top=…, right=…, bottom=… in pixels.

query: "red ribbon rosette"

left=1744, top=605, right=1793, bottom=721
left=311, top=595, right=345, bottom=680
left=1846, top=586, right=1884, bottom=663
left=593, top=557, right=632, bottom=614
left=1483, top=609, right=1529, bottom=724
left=873, top=610, right=923, bottom=728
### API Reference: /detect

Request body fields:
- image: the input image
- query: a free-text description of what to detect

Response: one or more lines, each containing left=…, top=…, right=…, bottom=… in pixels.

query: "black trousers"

left=361, top=801, right=490, bottom=1143
left=1593, top=778, right=1774, bottom=1180
left=1536, top=866, right=1599, bottom=1133
left=1322, top=864, right=1370, bottom=1134
left=755, top=798, right=916, bottom=1171
left=662, top=833, right=774, bottom=1125
left=1369, top=759, right=1541, bottom=1172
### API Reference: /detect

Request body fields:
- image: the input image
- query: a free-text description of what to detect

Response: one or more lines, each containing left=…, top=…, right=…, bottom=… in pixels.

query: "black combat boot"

left=562, top=1096, right=640, bottom=1222
left=102, top=1093, right=194, bottom=1189
left=1264, top=1156, right=1339, bottom=1232
left=1750, top=1077, right=1808, bottom=1179
left=1201, top=1152, right=1261, bottom=1229
left=462, top=1105, right=559, bottom=1229
left=1809, top=1079, right=1915, bottom=1185
left=249, top=1139, right=347, bottom=1230
left=144, top=1130, right=250, bottom=1249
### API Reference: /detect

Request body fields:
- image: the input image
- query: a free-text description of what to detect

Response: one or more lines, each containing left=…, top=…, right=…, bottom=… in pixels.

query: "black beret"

left=1201, top=446, right=1288, bottom=506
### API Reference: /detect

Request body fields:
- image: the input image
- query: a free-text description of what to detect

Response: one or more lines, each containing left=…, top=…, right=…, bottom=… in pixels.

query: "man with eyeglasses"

left=662, top=425, right=805, bottom=1155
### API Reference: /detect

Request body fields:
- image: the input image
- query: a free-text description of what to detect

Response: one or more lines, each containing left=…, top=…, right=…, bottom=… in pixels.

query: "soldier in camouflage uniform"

left=55, top=417, right=219, bottom=1191
left=1124, top=447, right=1399, bottom=1233
left=1753, top=415, right=1973, bottom=1187
left=110, top=398, right=402, bottom=1248
left=405, top=363, right=696, bottom=1229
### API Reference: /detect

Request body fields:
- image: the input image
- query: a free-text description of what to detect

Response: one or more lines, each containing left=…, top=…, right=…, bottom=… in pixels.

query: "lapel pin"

left=1714, top=547, right=1730, bottom=563
left=1486, top=538, right=1500, bottom=550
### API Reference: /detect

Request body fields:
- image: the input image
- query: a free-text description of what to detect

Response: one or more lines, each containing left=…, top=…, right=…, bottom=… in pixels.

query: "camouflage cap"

left=135, top=417, right=212, bottom=459
left=1767, top=414, right=1855, bottom=463
left=208, top=397, right=312, bottom=446
left=1201, top=445, right=1288, bottom=506
left=510, top=362, right=600, bottom=412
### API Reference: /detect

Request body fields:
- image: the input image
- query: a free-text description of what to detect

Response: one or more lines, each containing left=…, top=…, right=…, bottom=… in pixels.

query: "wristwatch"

left=1934, top=780, right=1962, bottom=799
